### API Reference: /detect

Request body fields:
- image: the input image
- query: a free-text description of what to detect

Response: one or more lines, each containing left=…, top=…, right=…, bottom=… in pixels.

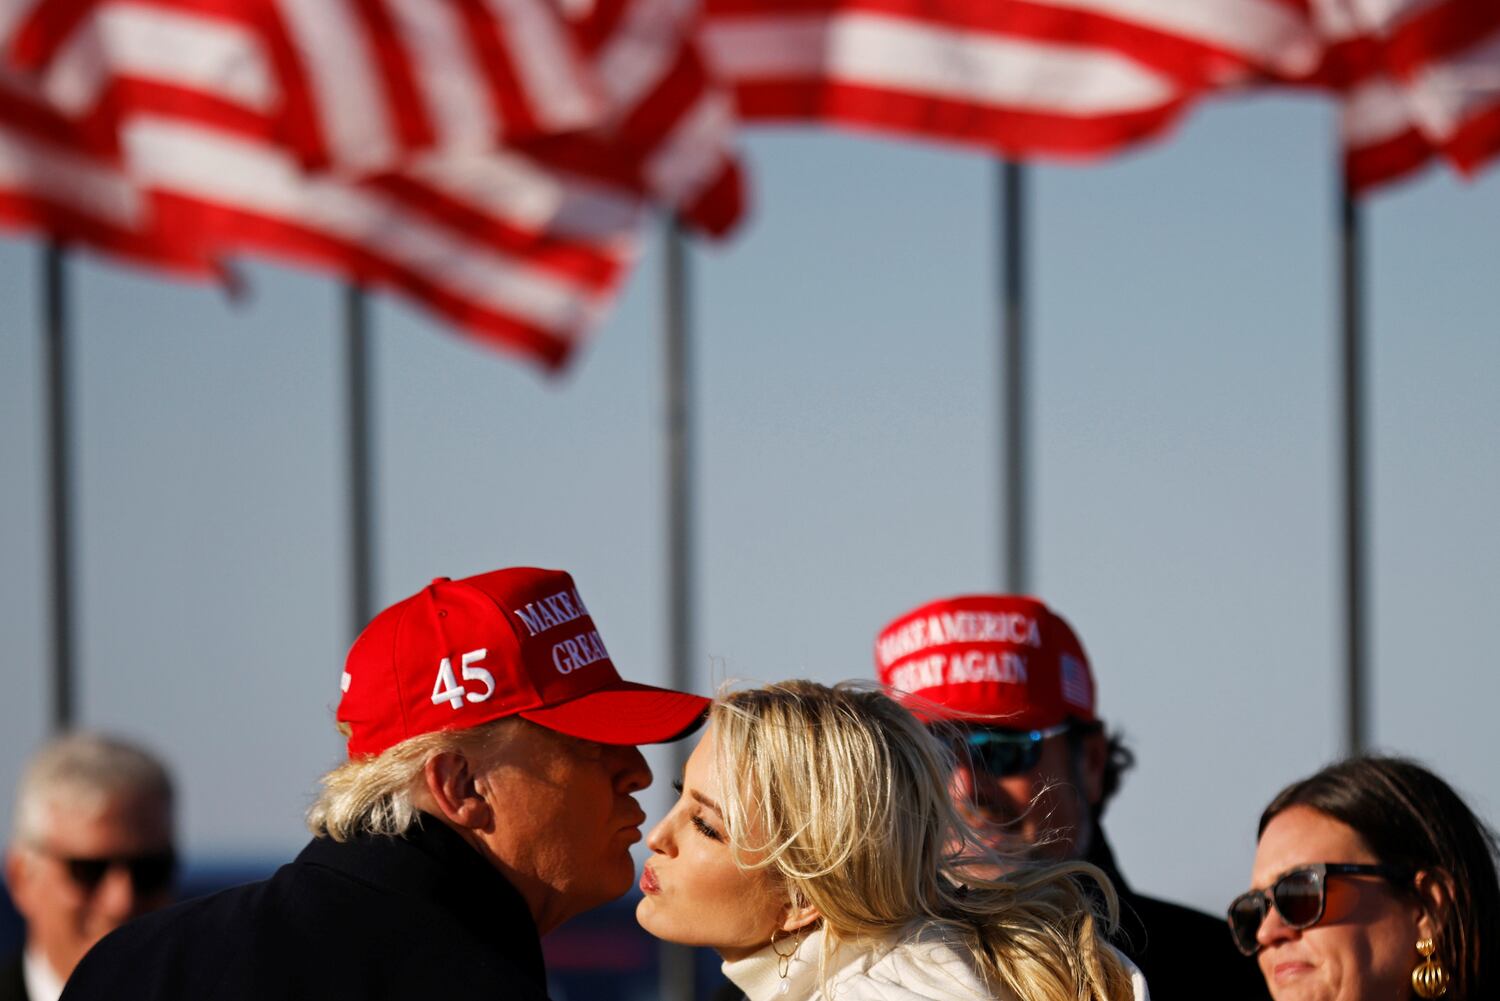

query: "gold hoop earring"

left=1412, top=937, right=1449, bottom=999
left=770, top=927, right=803, bottom=996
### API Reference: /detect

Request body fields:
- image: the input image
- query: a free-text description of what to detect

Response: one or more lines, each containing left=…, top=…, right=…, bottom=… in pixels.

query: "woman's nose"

left=1256, top=900, right=1296, bottom=949
left=645, top=814, right=675, bottom=856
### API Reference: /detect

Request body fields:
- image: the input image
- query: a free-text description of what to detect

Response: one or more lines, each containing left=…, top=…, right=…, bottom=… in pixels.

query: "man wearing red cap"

left=876, top=594, right=1265, bottom=1001
left=61, top=568, right=710, bottom=1001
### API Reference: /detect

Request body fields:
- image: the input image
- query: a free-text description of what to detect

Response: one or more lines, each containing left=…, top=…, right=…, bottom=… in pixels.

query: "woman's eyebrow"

left=690, top=789, right=724, bottom=817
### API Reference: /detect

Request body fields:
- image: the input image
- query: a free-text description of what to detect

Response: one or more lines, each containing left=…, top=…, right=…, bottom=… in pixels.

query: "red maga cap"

left=874, top=595, right=1096, bottom=731
left=338, top=568, right=710, bottom=758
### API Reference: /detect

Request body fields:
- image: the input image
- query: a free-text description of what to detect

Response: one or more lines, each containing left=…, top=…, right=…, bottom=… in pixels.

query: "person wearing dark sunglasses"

left=2, top=733, right=175, bottom=1001
left=873, top=594, right=1267, bottom=1001
left=1240, top=755, right=1499, bottom=1001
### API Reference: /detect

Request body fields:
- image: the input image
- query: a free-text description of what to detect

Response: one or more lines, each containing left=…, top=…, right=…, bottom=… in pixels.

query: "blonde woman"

left=636, top=681, right=1148, bottom=1001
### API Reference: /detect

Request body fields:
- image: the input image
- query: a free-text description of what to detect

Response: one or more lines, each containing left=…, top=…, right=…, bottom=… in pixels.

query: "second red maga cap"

left=874, top=594, right=1096, bottom=730
left=337, top=568, right=709, bottom=758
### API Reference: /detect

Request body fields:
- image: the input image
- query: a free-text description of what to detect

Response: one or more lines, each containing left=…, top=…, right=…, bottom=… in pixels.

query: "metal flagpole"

left=345, top=282, right=376, bottom=638
left=1338, top=181, right=1369, bottom=756
left=660, top=216, right=696, bottom=1001
left=999, top=161, right=1030, bottom=595
left=43, top=242, right=76, bottom=733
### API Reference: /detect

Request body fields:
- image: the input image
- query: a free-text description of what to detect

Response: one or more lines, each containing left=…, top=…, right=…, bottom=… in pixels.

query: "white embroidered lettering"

left=552, top=630, right=610, bottom=674
left=514, top=589, right=589, bottom=637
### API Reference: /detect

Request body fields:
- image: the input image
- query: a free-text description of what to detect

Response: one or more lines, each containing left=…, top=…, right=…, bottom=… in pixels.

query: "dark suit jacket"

left=61, top=817, right=550, bottom=1001
left=1088, top=833, right=1269, bottom=1001
left=0, top=954, right=30, bottom=1001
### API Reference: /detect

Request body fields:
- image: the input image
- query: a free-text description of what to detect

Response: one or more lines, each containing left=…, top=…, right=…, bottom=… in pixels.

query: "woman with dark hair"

left=1229, top=756, right=1499, bottom=1001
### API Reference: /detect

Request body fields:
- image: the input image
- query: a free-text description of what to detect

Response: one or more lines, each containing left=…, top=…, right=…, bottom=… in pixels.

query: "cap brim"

left=894, top=692, right=1056, bottom=730
left=908, top=704, right=1084, bottom=731
left=519, top=681, right=710, bottom=745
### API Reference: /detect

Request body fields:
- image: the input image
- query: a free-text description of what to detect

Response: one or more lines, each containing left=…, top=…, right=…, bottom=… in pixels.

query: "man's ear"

left=1078, top=729, right=1109, bottom=808
left=1413, top=868, right=1454, bottom=942
left=5, top=848, right=36, bottom=919
left=421, top=752, right=493, bottom=832
left=4, top=849, right=21, bottom=892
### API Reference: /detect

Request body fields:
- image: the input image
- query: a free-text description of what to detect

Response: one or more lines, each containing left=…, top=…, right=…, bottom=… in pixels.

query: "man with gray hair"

left=61, top=567, right=709, bottom=1001
left=3, top=734, right=175, bottom=1001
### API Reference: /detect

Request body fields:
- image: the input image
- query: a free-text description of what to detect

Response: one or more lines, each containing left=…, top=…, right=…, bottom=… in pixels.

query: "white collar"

left=722, top=926, right=827, bottom=1001
left=22, top=947, right=66, bottom=1001
left=722, top=927, right=885, bottom=1001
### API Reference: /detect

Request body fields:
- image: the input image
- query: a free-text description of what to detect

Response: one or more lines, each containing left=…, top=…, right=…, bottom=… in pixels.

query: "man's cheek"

left=948, top=766, right=980, bottom=803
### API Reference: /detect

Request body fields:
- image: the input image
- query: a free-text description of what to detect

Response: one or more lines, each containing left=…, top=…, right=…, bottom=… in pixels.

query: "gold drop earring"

left=1411, top=937, right=1449, bottom=999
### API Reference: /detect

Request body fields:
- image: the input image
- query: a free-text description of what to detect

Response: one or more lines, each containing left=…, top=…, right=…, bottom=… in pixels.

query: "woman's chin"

left=633, top=895, right=674, bottom=940
left=633, top=895, right=656, bottom=930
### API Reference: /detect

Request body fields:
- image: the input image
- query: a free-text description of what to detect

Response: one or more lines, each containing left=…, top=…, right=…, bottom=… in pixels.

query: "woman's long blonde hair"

left=711, top=681, right=1135, bottom=1001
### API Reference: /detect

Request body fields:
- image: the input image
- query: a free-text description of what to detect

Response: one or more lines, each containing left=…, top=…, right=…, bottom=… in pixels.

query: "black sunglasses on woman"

left=1226, top=862, right=1411, bottom=955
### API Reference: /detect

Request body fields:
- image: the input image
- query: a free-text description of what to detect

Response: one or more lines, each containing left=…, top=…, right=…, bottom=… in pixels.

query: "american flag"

left=700, top=0, right=1499, bottom=187
left=701, top=0, right=1322, bottom=159
left=1299, top=0, right=1500, bottom=190
left=0, top=66, right=208, bottom=273
left=0, top=0, right=743, bottom=369
left=2, top=0, right=1494, bottom=375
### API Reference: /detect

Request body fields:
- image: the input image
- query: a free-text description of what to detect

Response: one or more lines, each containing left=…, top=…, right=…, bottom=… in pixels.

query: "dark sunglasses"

left=1226, top=862, right=1410, bottom=955
left=51, top=850, right=177, bottom=896
left=956, top=723, right=1072, bottom=777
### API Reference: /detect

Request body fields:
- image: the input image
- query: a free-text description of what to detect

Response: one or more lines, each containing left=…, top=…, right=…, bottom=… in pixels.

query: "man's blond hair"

left=307, top=718, right=521, bottom=841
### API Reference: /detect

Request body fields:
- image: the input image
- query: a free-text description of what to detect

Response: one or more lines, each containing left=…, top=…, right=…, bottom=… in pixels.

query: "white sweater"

left=721, top=924, right=1151, bottom=1001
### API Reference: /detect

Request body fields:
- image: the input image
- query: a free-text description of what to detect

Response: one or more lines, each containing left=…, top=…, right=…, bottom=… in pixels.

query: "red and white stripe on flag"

left=5, top=0, right=603, bottom=169
left=0, top=0, right=743, bottom=368
left=0, top=62, right=211, bottom=272
left=701, top=0, right=1322, bottom=158
left=1302, top=0, right=1500, bottom=191
left=538, top=0, right=745, bottom=235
